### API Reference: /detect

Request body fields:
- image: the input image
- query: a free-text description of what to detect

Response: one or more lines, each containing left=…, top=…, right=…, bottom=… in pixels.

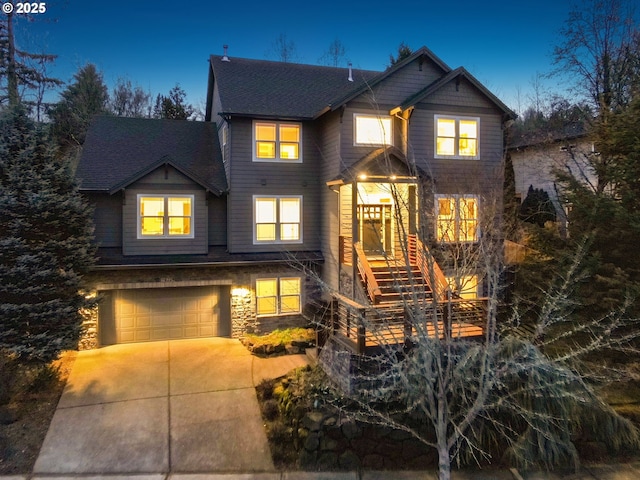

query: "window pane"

left=280, top=143, right=299, bottom=159
left=256, top=123, right=276, bottom=140
left=256, top=199, right=277, bottom=222
left=280, top=224, right=299, bottom=241
left=169, top=217, right=190, bottom=235
left=140, top=197, right=164, bottom=216
left=459, top=138, right=477, bottom=156
left=257, top=141, right=276, bottom=158
left=256, top=297, right=277, bottom=315
left=141, top=217, right=164, bottom=236
left=168, top=197, right=191, bottom=216
left=280, top=125, right=299, bottom=142
left=459, top=220, right=477, bottom=242
left=256, top=279, right=277, bottom=297
left=356, top=116, right=392, bottom=145
left=460, top=198, right=477, bottom=219
left=280, top=295, right=300, bottom=313
left=280, top=278, right=300, bottom=295
left=438, top=198, right=453, bottom=216
left=436, top=137, right=455, bottom=156
left=437, top=118, right=456, bottom=137
left=256, top=224, right=276, bottom=241
left=280, top=198, right=300, bottom=222
left=459, top=120, right=477, bottom=138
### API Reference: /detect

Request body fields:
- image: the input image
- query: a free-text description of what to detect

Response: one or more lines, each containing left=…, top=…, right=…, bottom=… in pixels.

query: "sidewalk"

left=4, top=463, right=640, bottom=479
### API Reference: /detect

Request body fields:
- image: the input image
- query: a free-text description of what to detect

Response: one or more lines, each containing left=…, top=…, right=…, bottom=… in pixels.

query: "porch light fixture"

left=358, top=173, right=367, bottom=180
left=390, top=175, right=397, bottom=180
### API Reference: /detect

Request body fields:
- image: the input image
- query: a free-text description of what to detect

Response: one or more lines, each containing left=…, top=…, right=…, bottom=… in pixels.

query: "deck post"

left=357, top=307, right=366, bottom=354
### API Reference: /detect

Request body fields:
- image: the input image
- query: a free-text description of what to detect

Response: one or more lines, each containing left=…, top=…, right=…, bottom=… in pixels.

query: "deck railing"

left=331, top=293, right=487, bottom=355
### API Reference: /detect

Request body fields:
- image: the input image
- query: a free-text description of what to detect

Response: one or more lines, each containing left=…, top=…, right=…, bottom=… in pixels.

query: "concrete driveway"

left=33, top=338, right=309, bottom=475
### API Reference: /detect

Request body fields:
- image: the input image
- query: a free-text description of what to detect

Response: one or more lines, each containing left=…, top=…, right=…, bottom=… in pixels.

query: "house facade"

left=76, top=46, right=515, bottom=351
left=509, top=124, right=595, bottom=234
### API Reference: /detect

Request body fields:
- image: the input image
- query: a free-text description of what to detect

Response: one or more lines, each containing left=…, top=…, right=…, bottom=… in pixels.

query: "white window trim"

left=434, top=194, right=480, bottom=243
left=253, top=195, right=303, bottom=244
left=252, top=120, right=303, bottom=163
left=137, top=194, right=195, bottom=239
left=255, top=276, right=303, bottom=317
left=353, top=113, right=394, bottom=146
left=434, top=115, right=480, bottom=160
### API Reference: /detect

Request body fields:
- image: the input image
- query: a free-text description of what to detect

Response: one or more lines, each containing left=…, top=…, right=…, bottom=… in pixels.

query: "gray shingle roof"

left=76, top=116, right=227, bottom=194
left=210, top=55, right=379, bottom=119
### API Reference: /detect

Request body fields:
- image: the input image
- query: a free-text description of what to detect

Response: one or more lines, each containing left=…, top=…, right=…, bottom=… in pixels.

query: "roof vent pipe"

left=348, top=62, right=353, bottom=82
left=222, top=45, right=230, bottom=62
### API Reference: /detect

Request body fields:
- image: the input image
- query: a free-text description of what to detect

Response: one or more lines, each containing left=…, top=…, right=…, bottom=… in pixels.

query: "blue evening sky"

left=12, top=0, right=576, bottom=116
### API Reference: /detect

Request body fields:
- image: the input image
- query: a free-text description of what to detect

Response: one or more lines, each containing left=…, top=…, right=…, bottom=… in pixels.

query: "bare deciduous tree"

left=301, top=149, right=640, bottom=480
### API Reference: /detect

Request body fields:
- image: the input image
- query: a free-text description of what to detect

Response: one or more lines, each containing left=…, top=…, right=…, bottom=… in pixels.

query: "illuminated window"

left=254, top=121, right=301, bottom=162
left=435, top=116, right=479, bottom=158
left=447, top=275, right=479, bottom=299
left=254, top=196, right=302, bottom=243
left=354, top=114, right=393, bottom=146
left=138, top=195, right=193, bottom=238
left=436, top=195, right=478, bottom=242
left=256, top=277, right=301, bottom=316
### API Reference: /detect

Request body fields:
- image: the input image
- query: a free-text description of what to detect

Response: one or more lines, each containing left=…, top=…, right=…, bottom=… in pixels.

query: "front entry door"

left=358, top=204, right=392, bottom=257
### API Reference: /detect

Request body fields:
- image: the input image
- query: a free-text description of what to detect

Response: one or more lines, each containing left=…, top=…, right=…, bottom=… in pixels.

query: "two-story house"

left=76, top=46, right=515, bottom=353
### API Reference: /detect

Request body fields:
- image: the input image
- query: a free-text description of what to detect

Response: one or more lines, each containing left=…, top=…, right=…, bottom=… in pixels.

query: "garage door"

left=113, top=286, right=223, bottom=343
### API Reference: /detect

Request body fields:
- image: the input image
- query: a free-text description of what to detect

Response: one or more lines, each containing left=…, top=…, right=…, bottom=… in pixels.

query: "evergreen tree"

left=48, top=63, right=109, bottom=153
left=388, top=42, right=412, bottom=67
left=0, top=11, right=62, bottom=109
left=153, top=84, right=193, bottom=120
left=0, top=106, right=96, bottom=363
left=519, top=185, right=557, bottom=227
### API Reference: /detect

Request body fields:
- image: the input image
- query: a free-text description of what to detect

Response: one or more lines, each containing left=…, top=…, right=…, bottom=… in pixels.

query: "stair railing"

left=409, top=234, right=450, bottom=301
left=354, top=241, right=382, bottom=304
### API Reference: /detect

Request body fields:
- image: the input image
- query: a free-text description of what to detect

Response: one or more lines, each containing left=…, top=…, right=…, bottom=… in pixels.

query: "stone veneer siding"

left=79, top=263, right=321, bottom=348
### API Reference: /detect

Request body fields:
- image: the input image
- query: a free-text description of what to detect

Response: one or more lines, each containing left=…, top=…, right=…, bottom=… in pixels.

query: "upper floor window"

left=254, top=195, right=302, bottom=244
left=254, top=121, right=301, bottom=162
left=256, top=277, right=302, bottom=316
left=435, top=116, right=479, bottom=159
left=138, top=195, right=194, bottom=239
left=354, top=114, right=393, bottom=146
left=436, top=195, right=478, bottom=243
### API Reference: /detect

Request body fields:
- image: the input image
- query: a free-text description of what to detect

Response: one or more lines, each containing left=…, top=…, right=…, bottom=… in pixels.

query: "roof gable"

left=76, top=116, right=227, bottom=195
left=396, top=67, right=516, bottom=119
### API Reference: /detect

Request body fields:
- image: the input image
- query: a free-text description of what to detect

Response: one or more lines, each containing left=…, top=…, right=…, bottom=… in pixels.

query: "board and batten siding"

left=226, top=117, right=321, bottom=254
left=122, top=166, right=208, bottom=255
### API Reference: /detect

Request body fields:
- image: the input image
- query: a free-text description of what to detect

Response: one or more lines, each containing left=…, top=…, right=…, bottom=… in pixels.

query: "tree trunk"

left=6, top=11, right=18, bottom=106
left=437, top=443, right=451, bottom=480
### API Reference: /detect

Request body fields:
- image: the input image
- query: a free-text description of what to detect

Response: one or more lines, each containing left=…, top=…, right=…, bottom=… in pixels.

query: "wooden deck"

left=329, top=293, right=486, bottom=354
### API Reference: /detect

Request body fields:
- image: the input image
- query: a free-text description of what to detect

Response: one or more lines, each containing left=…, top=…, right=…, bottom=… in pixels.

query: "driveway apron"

left=33, top=338, right=306, bottom=474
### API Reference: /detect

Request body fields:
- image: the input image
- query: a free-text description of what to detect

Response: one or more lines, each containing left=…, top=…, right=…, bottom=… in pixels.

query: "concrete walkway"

left=16, top=338, right=640, bottom=479
left=32, top=338, right=309, bottom=475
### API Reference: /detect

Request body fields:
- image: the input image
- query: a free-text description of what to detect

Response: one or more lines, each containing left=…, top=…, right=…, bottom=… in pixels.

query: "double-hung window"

left=435, top=116, right=479, bottom=159
left=256, top=277, right=302, bottom=316
left=354, top=114, right=393, bottom=146
left=138, top=195, right=194, bottom=238
left=254, top=121, right=301, bottom=162
left=436, top=195, right=479, bottom=243
left=254, top=196, right=302, bottom=243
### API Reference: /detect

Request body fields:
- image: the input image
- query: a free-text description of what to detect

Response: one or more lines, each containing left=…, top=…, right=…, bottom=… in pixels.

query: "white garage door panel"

left=115, top=287, right=220, bottom=343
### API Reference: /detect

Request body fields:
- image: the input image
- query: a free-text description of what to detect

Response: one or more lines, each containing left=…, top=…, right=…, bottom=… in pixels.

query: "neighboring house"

left=508, top=123, right=596, bottom=233
left=76, top=46, right=515, bottom=354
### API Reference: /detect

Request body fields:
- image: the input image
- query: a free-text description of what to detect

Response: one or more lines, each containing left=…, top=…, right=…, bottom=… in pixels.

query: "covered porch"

left=326, top=147, right=487, bottom=354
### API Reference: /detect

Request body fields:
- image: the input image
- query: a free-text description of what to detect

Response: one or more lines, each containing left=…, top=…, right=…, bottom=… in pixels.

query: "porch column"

left=352, top=179, right=358, bottom=299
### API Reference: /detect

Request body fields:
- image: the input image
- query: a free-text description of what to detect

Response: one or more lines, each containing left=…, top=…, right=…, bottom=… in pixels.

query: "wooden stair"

left=370, top=262, right=432, bottom=305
